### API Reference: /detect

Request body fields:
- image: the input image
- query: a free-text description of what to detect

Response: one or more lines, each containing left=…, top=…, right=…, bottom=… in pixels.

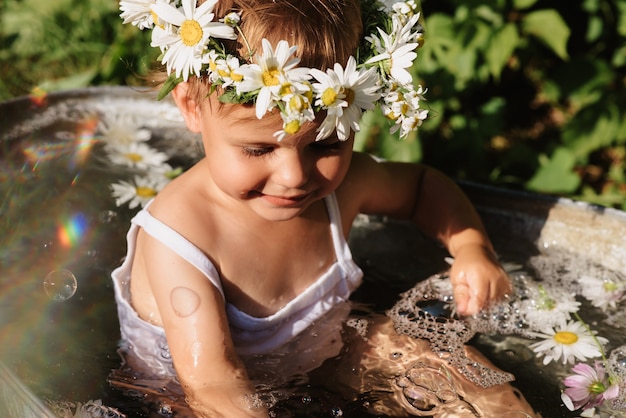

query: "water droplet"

left=43, top=269, right=77, bottom=301
left=301, top=395, right=312, bottom=404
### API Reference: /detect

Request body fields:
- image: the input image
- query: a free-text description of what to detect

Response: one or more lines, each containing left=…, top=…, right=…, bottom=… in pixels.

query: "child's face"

left=197, top=102, right=354, bottom=221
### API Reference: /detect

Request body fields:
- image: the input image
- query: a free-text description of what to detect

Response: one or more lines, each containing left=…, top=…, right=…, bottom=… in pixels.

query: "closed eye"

left=241, top=146, right=274, bottom=157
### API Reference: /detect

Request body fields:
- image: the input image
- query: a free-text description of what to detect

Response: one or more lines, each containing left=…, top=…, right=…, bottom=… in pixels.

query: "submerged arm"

left=139, top=230, right=267, bottom=417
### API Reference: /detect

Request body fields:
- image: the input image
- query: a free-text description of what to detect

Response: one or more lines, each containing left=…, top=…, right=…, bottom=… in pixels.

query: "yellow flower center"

left=553, top=331, right=579, bottom=345
left=180, top=19, right=203, bottom=46
left=288, top=95, right=308, bottom=112
left=135, top=186, right=158, bottom=198
left=589, top=382, right=606, bottom=394
left=262, top=67, right=281, bottom=86
left=125, top=152, right=143, bottom=163
left=230, top=71, right=243, bottom=82
left=321, top=88, right=337, bottom=106
left=284, top=120, right=301, bottom=135
left=279, top=83, right=294, bottom=97
left=604, top=282, right=618, bottom=292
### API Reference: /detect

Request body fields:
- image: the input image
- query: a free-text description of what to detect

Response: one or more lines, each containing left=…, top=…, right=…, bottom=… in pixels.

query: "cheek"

left=208, top=153, right=266, bottom=192
left=316, top=153, right=351, bottom=187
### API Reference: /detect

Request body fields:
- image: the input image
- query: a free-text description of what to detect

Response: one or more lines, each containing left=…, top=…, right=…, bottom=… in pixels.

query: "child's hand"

left=448, top=244, right=512, bottom=316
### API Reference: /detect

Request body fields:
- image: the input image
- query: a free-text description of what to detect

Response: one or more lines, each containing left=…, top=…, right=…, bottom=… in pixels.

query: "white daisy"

left=391, top=0, right=420, bottom=18
left=579, top=274, right=625, bottom=311
left=204, top=49, right=222, bottom=83
left=236, top=39, right=312, bottom=119
left=272, top=89, right=316, bottom=141
left=390, top=10, right=422, bottom=44
left=381, top=84, right=428, bottom=138
left=365, top=14, right=421, bottom=85
left=111, top=174, right=169, bottom=209
left=98, top=114, right=151, bottom=147
left=213, top=55, right=244, bottom=88
left=120, top=0, right=169, bottom=30
left=520, top=285, right=581, bottom=331
left=529, top=320, right=607, bottom=365
left=151, top=162, right=183, bottom=181
left=106, top=142, right=169, bottom=170
left=150, top=0, right=236, bottom=81
left=310, top=56, right=381, bottom=140
left=220, top=11, right=241, bottom=27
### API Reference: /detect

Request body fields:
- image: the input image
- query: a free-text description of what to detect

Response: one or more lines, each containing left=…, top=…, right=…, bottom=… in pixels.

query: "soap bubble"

left=44, top=269, right=77, bottom=301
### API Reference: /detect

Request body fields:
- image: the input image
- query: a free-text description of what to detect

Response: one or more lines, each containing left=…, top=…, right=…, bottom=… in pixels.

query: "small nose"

left=274, top=150, right=310, bottom=189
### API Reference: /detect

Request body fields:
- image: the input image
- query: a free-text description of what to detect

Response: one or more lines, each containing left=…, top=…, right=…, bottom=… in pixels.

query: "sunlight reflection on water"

left=1, top=87, right=626, bottom=418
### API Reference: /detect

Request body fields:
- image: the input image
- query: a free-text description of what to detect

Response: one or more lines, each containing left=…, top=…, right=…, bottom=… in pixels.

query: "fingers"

left=450, top=265, right=506, bottom=316
left=453, top=282, right=470, bottom=315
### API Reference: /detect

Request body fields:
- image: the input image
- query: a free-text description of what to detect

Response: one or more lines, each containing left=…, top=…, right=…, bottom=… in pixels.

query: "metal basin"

left=1, top=87, right=624, bottom=417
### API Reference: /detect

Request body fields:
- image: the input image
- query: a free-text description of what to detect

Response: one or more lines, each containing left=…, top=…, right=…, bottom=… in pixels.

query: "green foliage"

left=0, top=0, right=157, bottom=100
left=391, top=0, right=626, bottom=209
left=2, top=0, right=626, bottom=209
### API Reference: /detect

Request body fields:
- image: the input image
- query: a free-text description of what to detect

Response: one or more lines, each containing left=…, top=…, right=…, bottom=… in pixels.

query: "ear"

left=171, top=82, right=202, bottom=133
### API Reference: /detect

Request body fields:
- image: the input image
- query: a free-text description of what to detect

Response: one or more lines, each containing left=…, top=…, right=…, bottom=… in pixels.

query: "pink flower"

left=561, top=361, right=620, bottom=411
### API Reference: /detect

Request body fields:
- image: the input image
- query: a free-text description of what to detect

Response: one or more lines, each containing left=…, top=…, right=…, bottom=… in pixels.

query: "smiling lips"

left=261, top=192, right=311, bottom=207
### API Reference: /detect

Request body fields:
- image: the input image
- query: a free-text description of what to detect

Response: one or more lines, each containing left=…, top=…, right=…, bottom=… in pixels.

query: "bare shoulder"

left=146, top=163, right=215, bottom=236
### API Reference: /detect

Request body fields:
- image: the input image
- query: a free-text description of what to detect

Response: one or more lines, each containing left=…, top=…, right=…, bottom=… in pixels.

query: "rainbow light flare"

left=21, top=116, right=99, bottom=171
left=71, top=117, right=99, bottom=169
left=57, top=213, right=88, bottom=248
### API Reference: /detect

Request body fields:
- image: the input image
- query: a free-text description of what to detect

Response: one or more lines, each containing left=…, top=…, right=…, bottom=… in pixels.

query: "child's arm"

left=138, top=230, right=268, bottom=417
left=344, top=153, right=511, bottom=315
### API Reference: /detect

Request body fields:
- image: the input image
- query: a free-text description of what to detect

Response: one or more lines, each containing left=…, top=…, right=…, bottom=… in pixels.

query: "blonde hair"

left=186, top=0, right=364, bottom=103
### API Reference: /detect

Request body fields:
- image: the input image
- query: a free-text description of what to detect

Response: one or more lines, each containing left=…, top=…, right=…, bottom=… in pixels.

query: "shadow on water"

left=2, top=87, right=626, bottom=417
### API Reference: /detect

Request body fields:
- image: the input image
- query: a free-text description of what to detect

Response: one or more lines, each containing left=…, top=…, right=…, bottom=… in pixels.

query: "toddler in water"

left=111, top=0, right=536, bottom=416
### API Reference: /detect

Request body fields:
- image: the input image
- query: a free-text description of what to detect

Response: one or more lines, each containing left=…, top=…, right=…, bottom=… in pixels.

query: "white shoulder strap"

left=132, top=209, right=226, bottom=302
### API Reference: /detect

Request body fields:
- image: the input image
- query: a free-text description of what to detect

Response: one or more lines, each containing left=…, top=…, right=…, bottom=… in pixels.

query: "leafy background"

left=2, top=0, right=626, bottom=209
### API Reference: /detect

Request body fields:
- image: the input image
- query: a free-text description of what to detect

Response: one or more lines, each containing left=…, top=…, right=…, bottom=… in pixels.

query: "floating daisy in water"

left=310, top=56, right=381, bottom=140
left=237, top=39, right=311, bottom=119
left=521, top=284, right=581, bottom=331
left=150, top=0, right=237, bottom=81
left=529, top=320, right=607, bottom=365
left=98, top=114, right=151, bottom=147
left=107, top=142, right=169, bottom=170
left=561, top=361, right=620, bottom=412
left=111, top=175, right=169, bottom=209
left=579, top=274, right=625, bottom=311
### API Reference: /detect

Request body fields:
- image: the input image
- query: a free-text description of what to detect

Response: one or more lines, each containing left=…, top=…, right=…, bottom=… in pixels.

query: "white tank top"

left=111, top=193, right=363, bottom=376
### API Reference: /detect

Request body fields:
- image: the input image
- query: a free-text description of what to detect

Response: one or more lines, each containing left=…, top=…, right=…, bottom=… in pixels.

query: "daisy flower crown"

left=119, top=0, right=428, bottom=141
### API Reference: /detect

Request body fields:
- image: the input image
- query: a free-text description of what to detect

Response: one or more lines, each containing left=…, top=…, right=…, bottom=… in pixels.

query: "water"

left=1, top=87, right=626, bottom=417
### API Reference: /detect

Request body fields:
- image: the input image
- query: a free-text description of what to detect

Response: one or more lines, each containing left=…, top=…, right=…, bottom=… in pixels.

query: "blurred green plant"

left=2, top=0, right=626, bottom=208
left=0, top=0, right=157, bottom=100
